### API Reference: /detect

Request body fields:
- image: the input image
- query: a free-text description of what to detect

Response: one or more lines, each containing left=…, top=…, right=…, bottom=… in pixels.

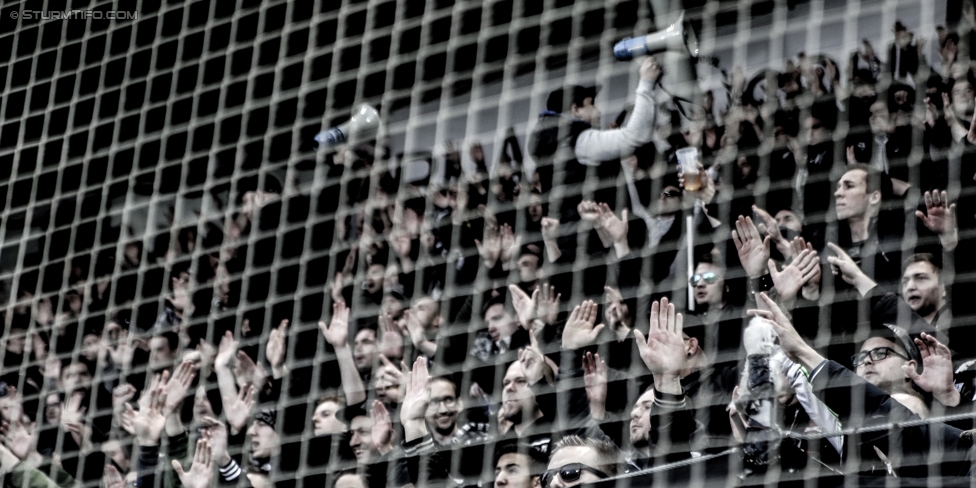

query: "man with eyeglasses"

left=541, top=436, right=618, bottom=488
left=426, top=376, right=489, bottom=447
left=852, top=330, right=923, bottom=403
left=754, top=294, right=973, bottom=477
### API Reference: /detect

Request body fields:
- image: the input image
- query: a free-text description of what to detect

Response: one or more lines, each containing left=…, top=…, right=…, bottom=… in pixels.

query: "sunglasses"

left=851, top=347, right=909, bottom=367
left=689, top=271, right=719, bottom=286
left=540, top=463, right=609, bottom=487
left=661, top=190, right=682, bottom=198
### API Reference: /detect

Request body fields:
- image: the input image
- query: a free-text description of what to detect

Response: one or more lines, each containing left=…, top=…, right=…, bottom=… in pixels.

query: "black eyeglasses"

left=690, top=272, right=719, bottom=286
left=851, top=347, right=909, bottom=367
left=540, top=463, right=609, bottom=487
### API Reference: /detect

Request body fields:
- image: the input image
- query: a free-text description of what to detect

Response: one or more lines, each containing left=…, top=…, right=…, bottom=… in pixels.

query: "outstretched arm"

left=319, top=302, right=366, bottom=406
left=575, top=58, right=663, bottom=165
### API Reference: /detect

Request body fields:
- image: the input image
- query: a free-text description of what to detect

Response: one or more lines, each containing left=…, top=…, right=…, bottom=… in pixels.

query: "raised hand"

left=753, top=205, right=791, bottom=259
left=215, top=331, right=238, bottom=370
left=0, top=418, right=36, bottom=461
left=582, top=352, right=608, bottom=419
left=916, top=190, right=958, bottom=251
left=603, top=286, right=633, bottom=338
left=536, top=284, right=560, bottom=326
left=791, top=238, right=822, bottom=300
left=561, top=300, right=605, bottom=349
left=597, top=203, right=629, bottom=244
left=747, top=293, right=822, bottom=370
left=733, top=216, right=771, bottom=278
left=122, top=373, right=168, bottom=446
left=376, top=355, right=406, bottom=392
left=172, top=437, right=214, bottom=488
left=633, top=298, right=686, bottom=379
left=639, top=56, right=662, bottom=83
left=678, top=162, right=716, bottom=206
left=225, top=385, right=256, bottom=436
left=164, top=360, right=197, bottom=417
left=540, top=217, right=560, bottom=242
left=400, top=356, right=431, bottom=421
left=509, top=284, right=538, bottom=330
left=104, top=328, right=134, bottom=372
left=319, top=302, right=350, bottom=349
left=378, top=312, right=405, bottom=360
left=59, top=392, right=87, bottom=435
left=234, top=351, right=268, bottom=392
left=825, top=242, right=876, bottom=296
left=518, top=330, right=552, bottom=385
left=903, top=333, right=960, bottom=407
left=498, top=223, right=521, bottom=266
left=200, top=416, right=231, bottom=467
left=369, top=400, right=394, bottom=455
left=768, top=249, right=820, bottom=302
left=474, top=224, right=502, bottom=268
left=267, top=319, right=289, bottom=378
left=577, top=201, right=602, bottom=224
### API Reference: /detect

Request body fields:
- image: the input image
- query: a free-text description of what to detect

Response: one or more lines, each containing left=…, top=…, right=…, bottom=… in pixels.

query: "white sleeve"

left=782, top=357, right=844, bottom=455
left=574, top=79, right=659, bottom=166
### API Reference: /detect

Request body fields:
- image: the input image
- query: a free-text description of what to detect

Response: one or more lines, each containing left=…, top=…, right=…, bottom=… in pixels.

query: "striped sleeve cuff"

left=219, top=459, right=242, bottom=482
left=652, top=389, right=687, bottom=411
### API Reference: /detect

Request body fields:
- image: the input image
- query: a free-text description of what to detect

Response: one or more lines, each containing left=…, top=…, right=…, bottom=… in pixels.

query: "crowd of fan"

left=3, top=15, right=976, bottom=488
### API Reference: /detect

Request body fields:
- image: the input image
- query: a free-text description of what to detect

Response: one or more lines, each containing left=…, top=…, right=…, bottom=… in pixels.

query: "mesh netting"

left=0, top=0, right=973, bottom=487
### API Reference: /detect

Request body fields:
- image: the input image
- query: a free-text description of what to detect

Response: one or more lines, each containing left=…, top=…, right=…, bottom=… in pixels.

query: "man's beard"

left=502, top=405, right=524, bottom=425
left=433, top=418, right=457, bottom=438
left=631, top=435, right=650, bottom=451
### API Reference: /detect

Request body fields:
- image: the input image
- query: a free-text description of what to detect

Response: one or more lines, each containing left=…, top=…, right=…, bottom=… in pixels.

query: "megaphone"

left=315, top=103, right=381, bottom=149
left=612, top=12, right=699, bottom=61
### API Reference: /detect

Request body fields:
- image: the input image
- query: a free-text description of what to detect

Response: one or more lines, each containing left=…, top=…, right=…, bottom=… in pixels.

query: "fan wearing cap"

left=246, top=409, right=280, bottom=478
left=853, top=323, right=967, bottom=418
left=755, top=295, right=973, bottom=477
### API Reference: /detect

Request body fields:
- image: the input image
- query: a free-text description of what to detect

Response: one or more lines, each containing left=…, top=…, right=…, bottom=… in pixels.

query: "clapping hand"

left=903, top=333, right=960, bottom=407
left=826, top=243, right=876, bottom=296
left=582, top=352, right=608, bottom=419
left=633, top=298, right=686, bottom=388
left=518, top=330, right=552, bottom=386
left=400, top=357, right=431, bottom=442
left=172, top=436, right=214, bottom=488
left=267, top=319, right=290, bottom=378
left=768, top=248, right=820, bottom=302
left=916, top=190, right=958, bottom=251
left=561, top=300, right=605, bottom=349
left=733, top=216, right=771, bottom=279
left=320, top=302, right=350, bottom=349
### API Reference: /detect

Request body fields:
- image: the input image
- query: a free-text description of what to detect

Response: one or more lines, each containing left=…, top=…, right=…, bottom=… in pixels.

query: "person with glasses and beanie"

left=753, top=294, right=973, bottom=478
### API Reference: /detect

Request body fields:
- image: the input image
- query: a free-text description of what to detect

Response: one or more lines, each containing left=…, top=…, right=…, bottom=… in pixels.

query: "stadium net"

left=0, top=0, right=972, bottom=487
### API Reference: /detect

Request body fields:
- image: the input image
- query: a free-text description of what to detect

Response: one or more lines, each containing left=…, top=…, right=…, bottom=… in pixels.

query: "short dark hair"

left=546, top=85, right=598, bottom=114
left=154, top=330, right=180, bottom=352
left=550, top=435, right=621, bottom=477
left=903, top=253, right=942, bottom=280
left=492, top=439, right=547, bottom=476
left=429, top=376, right=459, bottom=398
left=844, top=163, right=882, bottom=195
left=481, top=294, right=508, bottom=319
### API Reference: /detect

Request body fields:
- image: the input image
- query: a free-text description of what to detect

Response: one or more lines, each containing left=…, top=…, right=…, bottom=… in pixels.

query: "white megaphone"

left=612, top=12, right=699, bottom=61
left=315, top=103, right=381, bottom=149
